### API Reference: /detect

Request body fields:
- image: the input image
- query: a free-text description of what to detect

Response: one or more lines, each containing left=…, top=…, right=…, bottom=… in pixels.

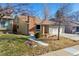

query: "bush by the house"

left=34, top=32, right=42, bottom=38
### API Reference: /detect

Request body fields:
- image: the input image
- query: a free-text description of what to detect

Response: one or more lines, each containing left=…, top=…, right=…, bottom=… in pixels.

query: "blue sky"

left=1, top=3, right=79, bottom=19
left=28, top=3, right=79, bottom=19
left=28, top=3, right=61, bottom=19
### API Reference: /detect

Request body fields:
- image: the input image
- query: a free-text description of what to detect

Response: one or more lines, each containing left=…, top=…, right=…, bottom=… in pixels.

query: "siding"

left=18, top=17, right=28, bottom=34
left=17, top=16, right=36, bottom=34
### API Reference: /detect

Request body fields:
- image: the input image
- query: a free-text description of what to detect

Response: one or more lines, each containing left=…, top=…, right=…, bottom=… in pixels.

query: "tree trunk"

left=58, top=22, right=61, bottom=40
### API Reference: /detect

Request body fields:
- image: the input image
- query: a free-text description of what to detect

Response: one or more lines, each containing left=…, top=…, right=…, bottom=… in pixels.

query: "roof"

left=35, top=18, right=42, bottom=24
left=40, top=19, right=56, bottom=25
left=63, top=18, right=79, bottom=26
left=68, top=21, right=79, bottom=26
left=2, top=16, right=14, bottom=19
left=17, top=15, right=65, bottom=26
left=17, top=15, right=39, bottom=22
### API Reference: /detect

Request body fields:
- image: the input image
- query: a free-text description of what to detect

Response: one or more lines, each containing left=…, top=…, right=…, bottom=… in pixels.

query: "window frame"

left=36, top=25, right=41, bottom=32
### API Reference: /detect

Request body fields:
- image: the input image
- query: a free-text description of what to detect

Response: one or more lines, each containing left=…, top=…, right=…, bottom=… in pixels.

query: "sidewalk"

left=41, top=45, right=79, bottom=56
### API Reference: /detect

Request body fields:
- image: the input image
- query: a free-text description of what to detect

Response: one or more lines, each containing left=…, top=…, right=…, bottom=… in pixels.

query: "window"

left=0, top=20, right=9, bottom=28
left=76, top=27, right=79, bottom=32
left=1, top=21, right=6, bottom=27
left=36, top=25, right=40, bottom=31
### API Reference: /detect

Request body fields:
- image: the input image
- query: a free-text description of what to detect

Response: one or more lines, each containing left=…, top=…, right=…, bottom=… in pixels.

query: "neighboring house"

left=65, top=20, right=79, bottom=34
left=0, top=16, right=14, bottom=34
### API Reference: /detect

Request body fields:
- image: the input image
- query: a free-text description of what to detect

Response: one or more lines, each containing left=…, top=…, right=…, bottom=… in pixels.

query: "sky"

left=1, top=3, right=79, bottom=20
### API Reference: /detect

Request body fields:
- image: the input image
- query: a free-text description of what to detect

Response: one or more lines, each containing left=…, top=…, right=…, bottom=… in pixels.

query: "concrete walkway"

left=61, top=33, right=79, bottom=40
left=41, top=45, right=79, bottom=56
left=29, top=38, right=48, bottom=46
left=29, top=33, right=48, bottom=46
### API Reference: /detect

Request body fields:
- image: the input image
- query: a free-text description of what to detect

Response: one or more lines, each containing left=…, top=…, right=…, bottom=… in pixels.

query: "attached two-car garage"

left=49, top=25, right=65, bottom=36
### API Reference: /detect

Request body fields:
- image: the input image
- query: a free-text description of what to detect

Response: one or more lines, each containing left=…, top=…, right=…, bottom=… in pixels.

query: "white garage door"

left=49, top=26, right=64, bottom=35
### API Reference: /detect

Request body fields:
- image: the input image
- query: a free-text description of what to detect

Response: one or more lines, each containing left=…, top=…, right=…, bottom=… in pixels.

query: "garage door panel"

left=49, top=26, right=64, bottom=35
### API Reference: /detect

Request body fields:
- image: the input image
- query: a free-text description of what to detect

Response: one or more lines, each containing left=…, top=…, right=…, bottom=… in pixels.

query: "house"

left=15, top=15, right=65, bottom=35
left=0, top=15, right=14, bottom=34
left=36, top=19, right=65, bottom=36
left=16, top=15, right=40, bottom=35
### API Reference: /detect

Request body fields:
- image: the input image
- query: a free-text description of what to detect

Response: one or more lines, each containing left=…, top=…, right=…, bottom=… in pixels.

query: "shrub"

left=34, top=32, right=41, bottom=38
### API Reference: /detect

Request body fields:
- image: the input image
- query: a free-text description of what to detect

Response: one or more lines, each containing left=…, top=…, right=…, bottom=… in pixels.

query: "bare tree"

left=14, top=4, right=36, bottom=34
left=0, top=4, right=14, bottom=20
left=70, top=11, right=79, bottom=21
left=0, top=6, right=4, bottom=18
left=0, top=3, right=37, bottom=34
left=55, top=4, right=72, bottom=40
left=43, top=4, right=49, bottom=20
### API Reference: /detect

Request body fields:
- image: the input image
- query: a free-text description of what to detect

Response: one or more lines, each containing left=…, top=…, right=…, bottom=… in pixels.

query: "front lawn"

left=0, top=34, right=79, bottom=56
left=30, top=36, right=79, bottom=55
left=39, top=36, right=79, bottom=51
left=0, top=34, right=30, bottom=56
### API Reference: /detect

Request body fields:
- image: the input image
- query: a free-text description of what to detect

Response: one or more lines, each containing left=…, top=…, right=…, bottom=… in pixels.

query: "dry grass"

left=47, top=37, right=79, bottom=51
left=27, top=36, right=79, bottom=56
left=0, top=34, right=79, bottom=56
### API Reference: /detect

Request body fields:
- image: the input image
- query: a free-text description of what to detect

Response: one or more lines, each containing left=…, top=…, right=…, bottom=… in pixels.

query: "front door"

left=45, top=25, right=49, bottom=33
left=13, top=23, right=17, bottom=34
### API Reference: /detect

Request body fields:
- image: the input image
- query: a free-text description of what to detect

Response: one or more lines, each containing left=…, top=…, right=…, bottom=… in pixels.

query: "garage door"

left=49, top=26, right=64, bottom=35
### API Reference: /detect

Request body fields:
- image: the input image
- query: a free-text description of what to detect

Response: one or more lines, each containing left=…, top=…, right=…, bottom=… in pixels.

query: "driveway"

left=41, top=45, right=79, bottom=56
left=61, top=33, right=79, bottom=40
